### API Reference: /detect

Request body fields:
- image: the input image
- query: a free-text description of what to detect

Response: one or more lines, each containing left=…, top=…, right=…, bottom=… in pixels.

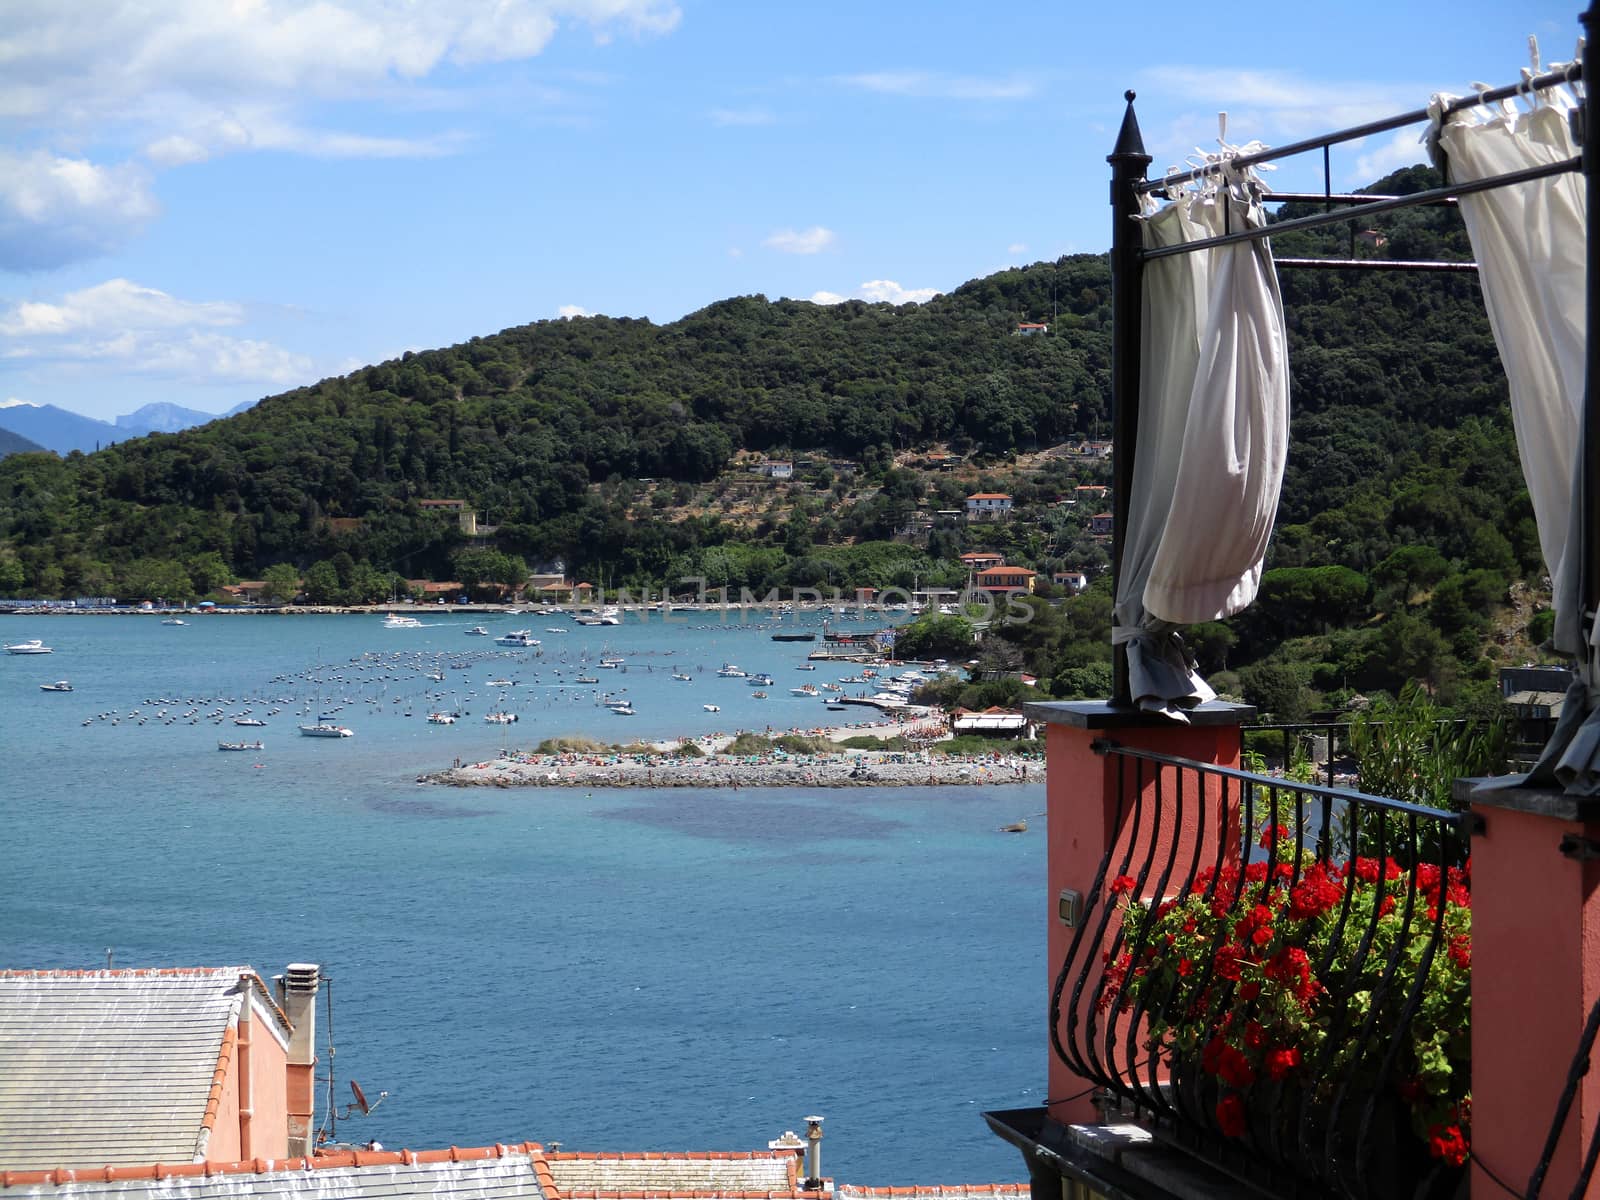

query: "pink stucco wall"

left=1470, top=803, right=1600, bottom=1196
left=1044, top=715, right=1242, bottom=1125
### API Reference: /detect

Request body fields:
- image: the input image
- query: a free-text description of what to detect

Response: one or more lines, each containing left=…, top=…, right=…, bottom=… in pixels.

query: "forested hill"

left=0, top=165, right=1527, bottom=619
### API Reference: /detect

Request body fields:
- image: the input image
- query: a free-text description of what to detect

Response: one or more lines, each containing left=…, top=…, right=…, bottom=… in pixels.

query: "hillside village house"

left=0, top=964, right=322, bottom=1171
left=974, top=565, right=1036, bottom=596
left=1087, top=511, right=1113, bottom=535
left=751, top=461, right=793, bottom=479
left=965, top=493, right=1013, bottom=521
left=959, top=551, right=1006, bottom=572
left=1014, top=322, right=1049, bottom=336
left=1052, top=570, right=1089, bottom=593
left=417, top=498, right=482, bottom=536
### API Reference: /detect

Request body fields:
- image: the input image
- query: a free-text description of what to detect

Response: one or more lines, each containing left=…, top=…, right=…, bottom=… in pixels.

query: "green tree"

left=261, top=563, right=301, bottom=604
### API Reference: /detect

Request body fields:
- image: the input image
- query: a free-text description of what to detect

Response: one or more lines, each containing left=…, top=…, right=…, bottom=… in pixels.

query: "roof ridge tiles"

left=0, top=1142, right=549, bottom=1189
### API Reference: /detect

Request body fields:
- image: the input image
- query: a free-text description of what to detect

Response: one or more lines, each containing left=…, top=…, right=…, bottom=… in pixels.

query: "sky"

left=0, top=0, right=1584, bottom=422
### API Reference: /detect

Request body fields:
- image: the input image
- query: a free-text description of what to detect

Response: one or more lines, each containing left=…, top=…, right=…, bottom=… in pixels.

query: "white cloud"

left=0, top=397, right=40, bottom=409
left=836, top=71, right=1038, bottom=101
left=0, top=278, right=312, bottom=385
left=764, top=226, right=836, bottom=255
left=810, top=280, right=938, bottom=306
left=709, top=107, right=775, bottom=127
left=1007, top=242, right=1027, bottom=256
left=1352, top=127, right=1432, bottom=185
left=1, top=279, right=243, bottom=336
left=0, top=149, right=158, bottom=271
left=558, top=304, right=594, bottom=318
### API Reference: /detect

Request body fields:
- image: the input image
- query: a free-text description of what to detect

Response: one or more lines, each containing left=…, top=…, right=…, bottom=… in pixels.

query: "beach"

left=421, top=715, right=1039, bottom=789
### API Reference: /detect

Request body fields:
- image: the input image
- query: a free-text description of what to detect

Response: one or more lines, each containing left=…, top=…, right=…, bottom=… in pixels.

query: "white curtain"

left=1113, top=161, right=1291, bottom=719
left=1430, top=73, right=1595, bottom=790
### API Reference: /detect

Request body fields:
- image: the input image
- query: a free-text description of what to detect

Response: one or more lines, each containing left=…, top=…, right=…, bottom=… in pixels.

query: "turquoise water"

left=1, top=613, right=1044, bottom=1182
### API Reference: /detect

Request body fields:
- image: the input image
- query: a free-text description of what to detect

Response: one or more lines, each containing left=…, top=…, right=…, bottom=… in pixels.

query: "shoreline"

left=421, top=750, right=1036, bottom=789
left=421, top=717, right=1040, bottom=790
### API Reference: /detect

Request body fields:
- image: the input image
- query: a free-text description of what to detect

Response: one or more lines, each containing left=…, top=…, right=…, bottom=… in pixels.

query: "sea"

left=0, top=609, right=1045, bottom=1184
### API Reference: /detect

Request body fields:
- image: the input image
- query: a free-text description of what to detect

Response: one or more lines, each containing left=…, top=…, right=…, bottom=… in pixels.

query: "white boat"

left=716, top=663, right=745, bottom=678
left=485, top=678, right=515, bottom=687
left=494, top=630, right=541, bottom=647
left=298, top=723, right=353, bottom=738
left=5, top=640, right=52, bottom=655
left=702, top=704, right=720, bottom=713
left=751, top=691, right=769, bottom=699
left=606, top=700, right=636, bottom=715
left=790, top=685, right=820, bottom=697
left=233, top=717, right=266, bottom=727
left=218, top=740, right=263, bottom=752
left=383, top=613, right=424, bottom=629
left=483, top=711, right=518, bottom=724
left=465, top=625, right=491, bottom=636
left=162, top=618, right=187, bottom=626
left=747, top=674, right=775, bottom=687
left=545, top=627, right=569, bottom=634
left=427, top=712, right=457, bottom=725
left=671, top=671, right=693, bottom=681
left=39, top=680, right=72, bottom=692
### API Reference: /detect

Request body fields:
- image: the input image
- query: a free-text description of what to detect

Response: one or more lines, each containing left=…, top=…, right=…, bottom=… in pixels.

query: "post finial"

left=1109, top=90, right=1150, bottom=164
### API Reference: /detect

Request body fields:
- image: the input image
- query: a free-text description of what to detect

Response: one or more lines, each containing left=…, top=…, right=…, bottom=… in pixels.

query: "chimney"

left=802, top=1116, right=824, bottom=1189
left=282, top=963, right=320, bottom=1156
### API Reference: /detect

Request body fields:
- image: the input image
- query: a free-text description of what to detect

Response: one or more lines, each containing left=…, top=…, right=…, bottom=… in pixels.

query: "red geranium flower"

left=1266, top=1046, right=1302, bottom=1081
left=1109, top=874, right=1137, bottom=896
left=1427, top=1123, right=1469, bottom=1167
left=1215, top=1093, right=1248, bottom=1138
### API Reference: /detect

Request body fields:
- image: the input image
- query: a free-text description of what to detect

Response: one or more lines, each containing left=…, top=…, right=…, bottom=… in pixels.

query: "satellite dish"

left=351, top=1080, right=370, bottom=1115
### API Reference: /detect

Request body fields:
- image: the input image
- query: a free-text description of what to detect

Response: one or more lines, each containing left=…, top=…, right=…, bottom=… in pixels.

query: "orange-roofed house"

left=960, top=552, right=1005, bottom=571
left=965, top=494, right=1013, bottom=521
left=974, top=566, right=1037, bottom=596
left=0, top=964, right=322, bottom=1172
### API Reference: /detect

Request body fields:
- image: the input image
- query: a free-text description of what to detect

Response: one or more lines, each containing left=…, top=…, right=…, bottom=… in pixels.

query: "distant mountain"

left=114, top=401, right=220, bottom=435
left=0, top=427, right=46, bottom=458
left=0, top=401, right=121, bottom=455
left=0, top=399, right=244, bottom=453
left=225, top=399, right=258, bottom=417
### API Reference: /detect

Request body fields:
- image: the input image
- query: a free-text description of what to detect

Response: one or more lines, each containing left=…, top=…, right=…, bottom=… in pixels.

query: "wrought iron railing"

left=1051, top=741, right=1471, bottom=1200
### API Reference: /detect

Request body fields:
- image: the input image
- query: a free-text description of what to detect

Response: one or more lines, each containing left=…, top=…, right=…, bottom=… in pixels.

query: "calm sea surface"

left=1, top=611, right=1044, bottom=1183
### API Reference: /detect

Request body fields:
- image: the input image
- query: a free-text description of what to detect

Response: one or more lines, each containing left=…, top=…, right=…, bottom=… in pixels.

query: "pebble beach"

left=421, top=716, right=1039, bottom=789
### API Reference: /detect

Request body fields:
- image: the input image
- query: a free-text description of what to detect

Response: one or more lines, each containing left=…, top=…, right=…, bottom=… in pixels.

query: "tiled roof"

left=0, top=1143, right=549, bottom=1197
left=543, top=1150, right=803, bottom=1198
left=0, top=968, right=288, bottom=1172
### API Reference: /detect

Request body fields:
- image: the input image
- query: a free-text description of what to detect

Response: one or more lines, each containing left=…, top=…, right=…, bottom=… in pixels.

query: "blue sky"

left=0, top=0, right=1582, bottom=422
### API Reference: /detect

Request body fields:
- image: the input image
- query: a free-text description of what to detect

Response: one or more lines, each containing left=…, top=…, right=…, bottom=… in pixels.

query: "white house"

left=965, top=493, right=1013, bottom=521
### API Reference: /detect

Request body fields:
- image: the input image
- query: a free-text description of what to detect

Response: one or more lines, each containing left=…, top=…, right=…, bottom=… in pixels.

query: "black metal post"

left=1583, top=3, right=1600, bottom=658
left=1108, top=91, right=1150, bottom=706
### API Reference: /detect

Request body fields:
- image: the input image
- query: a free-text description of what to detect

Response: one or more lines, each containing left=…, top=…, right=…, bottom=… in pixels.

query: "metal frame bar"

left=1133, top=63, right=1582, bottom=197
left=1106, top=25, right=1594, bottom=708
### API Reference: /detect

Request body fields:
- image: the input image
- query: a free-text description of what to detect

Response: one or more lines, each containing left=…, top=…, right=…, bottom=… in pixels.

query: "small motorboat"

left=702, top=704, right=721, bottom=713
left=483, top=711, right=518, bottom=724
left=716, top=663, right=746, bottom=678
left=790, top=685, right=820, bottom=697
left=299, top=723, right=353, bottom=738
left=233, top=717, right=266, bottom=726
left=747, top=674, right=775, bottom=687
left=39, top=680, right=72, bottom=692
left=465, top=626, right=490, bottom=636
left=5, top=640, right=52, bottom=655
left=574, top=675, right=599, bottom=684
left=751, top=691, right=769, bottom=699
left=162, top=617, right=187, bottom=626
left=383, top=613, right=424, bottom=629
left=427, top=712, right=457, bottom=725
left=671, top=671, right=693, bottom=681
left=485, top=678, right=515, bottom=687
left=495, top=630, right=541, bottom=647
left=218, top=740, right=265, bottom=752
